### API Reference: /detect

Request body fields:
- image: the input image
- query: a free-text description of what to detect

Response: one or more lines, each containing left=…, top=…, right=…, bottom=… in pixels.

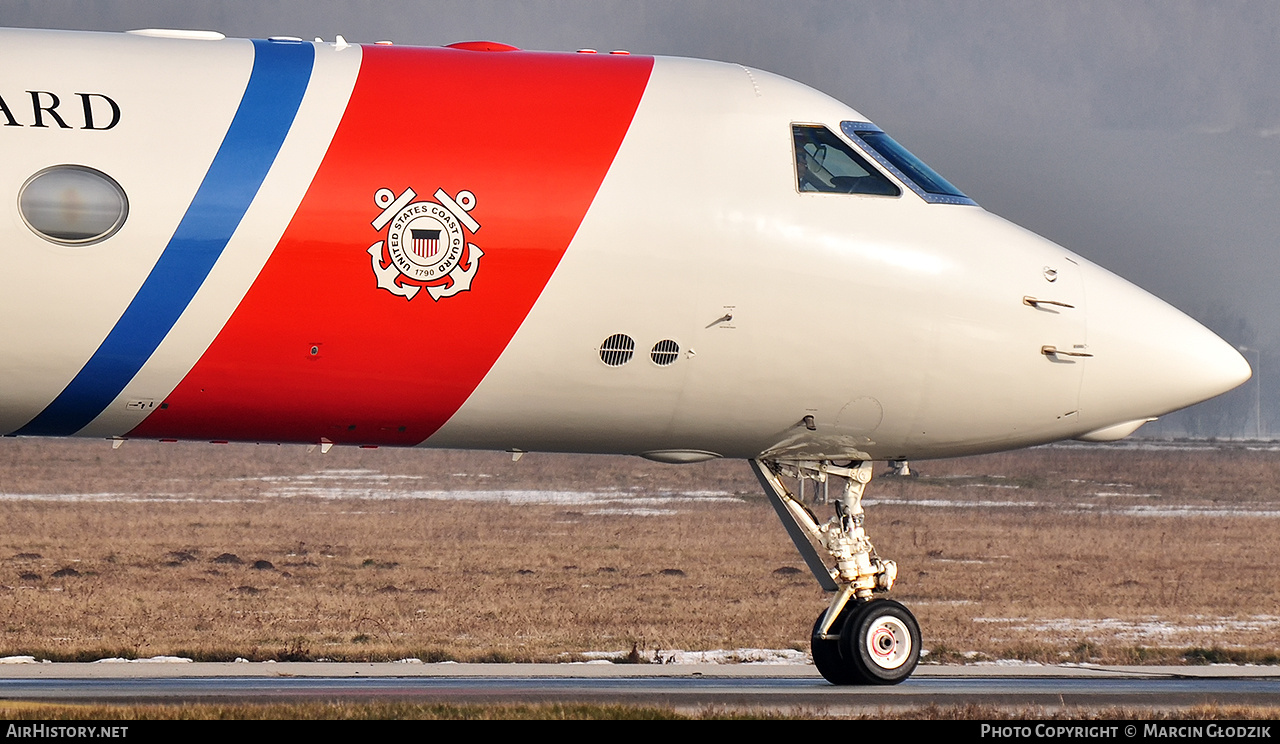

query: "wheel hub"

left=865, top=615, right=912, bottom=669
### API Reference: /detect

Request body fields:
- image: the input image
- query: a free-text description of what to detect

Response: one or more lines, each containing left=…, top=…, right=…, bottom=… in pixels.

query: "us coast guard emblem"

left=367, top=186, right=483, bottom=301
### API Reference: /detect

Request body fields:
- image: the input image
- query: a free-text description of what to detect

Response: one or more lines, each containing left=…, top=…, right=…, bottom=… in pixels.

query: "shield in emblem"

left=411, top=228, right=440, bottom=258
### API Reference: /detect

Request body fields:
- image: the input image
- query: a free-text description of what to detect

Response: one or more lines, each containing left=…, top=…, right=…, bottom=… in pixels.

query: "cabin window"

left=792, top=124, right=899, bottom=196
left=18, top=165, right=128, bottom=245
left=841, top=122, right=976, bottom=205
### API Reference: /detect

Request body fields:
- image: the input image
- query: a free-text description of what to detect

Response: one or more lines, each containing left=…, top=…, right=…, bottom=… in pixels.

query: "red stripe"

left=130, top=45, right=653, bottom=445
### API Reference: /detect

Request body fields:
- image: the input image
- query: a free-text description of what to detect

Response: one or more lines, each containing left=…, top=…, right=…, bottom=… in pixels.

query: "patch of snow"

left=1107, top=505, right=1280, bottom=518
left=651, top=649, right=809, bottom=665
left=90, top=656, right=192, bottom=663
left=868, top=496, right=1280, bottom=518
left=262, top=485, right=739, bottom=507
left=585, top=508, right=679, bottom=517
left=973, top=615, right=1280, bottom=643
left=577, top=648, right=808, bottom=665
left=1089, top=492, right=1160, bottom=498
left=866, top=498, right=1043, bottom=508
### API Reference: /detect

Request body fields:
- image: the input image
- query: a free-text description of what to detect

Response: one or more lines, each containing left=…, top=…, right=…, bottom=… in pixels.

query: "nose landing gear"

left=751, top=458, right=921, bottom=685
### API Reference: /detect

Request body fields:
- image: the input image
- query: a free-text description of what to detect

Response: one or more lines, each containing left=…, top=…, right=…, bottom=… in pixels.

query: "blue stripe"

left=16, top=39, right=314, bottom=437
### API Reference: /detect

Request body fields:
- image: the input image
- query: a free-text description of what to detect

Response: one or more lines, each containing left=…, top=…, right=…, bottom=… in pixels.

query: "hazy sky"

left=5, top=1, right=1279, bottom=432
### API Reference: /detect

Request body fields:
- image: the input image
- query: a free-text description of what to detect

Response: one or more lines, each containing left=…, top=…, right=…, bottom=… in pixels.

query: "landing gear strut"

left=751, top=459, right=921, bottom=685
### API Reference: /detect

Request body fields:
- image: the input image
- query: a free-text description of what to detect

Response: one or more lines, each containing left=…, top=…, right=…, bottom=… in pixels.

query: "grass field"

left=0, top=438, right=1277, bottom=666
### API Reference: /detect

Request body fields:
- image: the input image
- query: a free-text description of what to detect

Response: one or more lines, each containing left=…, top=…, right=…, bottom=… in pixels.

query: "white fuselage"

left=0, top=29, right=1250, bottom=461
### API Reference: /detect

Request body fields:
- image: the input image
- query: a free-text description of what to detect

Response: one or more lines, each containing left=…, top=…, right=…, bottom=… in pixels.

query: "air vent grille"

left=651, top=339, right=680, bottom=366
left=598, top=334, right=635, bottom=366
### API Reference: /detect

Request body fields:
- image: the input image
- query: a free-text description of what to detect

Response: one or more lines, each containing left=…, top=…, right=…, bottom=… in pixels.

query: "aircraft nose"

left=1078, top=265, right=1252, bottom=431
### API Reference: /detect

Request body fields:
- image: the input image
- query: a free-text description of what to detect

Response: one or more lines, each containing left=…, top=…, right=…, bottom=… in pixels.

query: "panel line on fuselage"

left=12, top=39, right=315, bottom=437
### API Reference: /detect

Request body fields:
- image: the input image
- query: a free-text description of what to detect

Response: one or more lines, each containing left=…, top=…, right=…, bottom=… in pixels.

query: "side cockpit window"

left=792, top=124, right=900, bottom=197
left=841, top=121, right=977, bottom=206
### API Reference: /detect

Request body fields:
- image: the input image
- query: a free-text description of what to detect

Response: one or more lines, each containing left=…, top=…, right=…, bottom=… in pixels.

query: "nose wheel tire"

left=811, top=607, right=859, bottom=685
left=840, top=599, right=921, bottom=685
left=812, top=599, right=921, bottom=685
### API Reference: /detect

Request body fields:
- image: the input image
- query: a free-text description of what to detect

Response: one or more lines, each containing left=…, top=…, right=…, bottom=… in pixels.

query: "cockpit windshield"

left=841, top=122, right=976, bottom=206
left=792, top=125, right=900, bottom=197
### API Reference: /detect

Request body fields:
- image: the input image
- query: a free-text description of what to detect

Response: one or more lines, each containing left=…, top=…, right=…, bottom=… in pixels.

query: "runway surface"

left=2, top=663, right=1279, bottom=710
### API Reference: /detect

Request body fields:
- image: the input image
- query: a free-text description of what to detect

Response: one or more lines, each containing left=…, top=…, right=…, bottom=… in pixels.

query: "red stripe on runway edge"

left=130, top=45, right=654, bottom=445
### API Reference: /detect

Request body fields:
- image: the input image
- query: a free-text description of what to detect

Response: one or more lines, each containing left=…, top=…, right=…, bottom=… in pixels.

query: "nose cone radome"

left=1079, top=266, right=1252, bottom=430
